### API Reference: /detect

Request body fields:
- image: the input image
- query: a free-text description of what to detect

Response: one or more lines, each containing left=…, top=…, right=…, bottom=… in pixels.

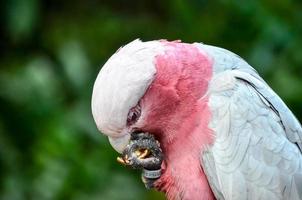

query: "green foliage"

left=0, top=0, right=301, bottom=199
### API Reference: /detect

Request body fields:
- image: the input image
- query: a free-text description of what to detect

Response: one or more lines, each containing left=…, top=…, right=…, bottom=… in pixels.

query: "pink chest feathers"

left=140, top=41, right=216, bottom=200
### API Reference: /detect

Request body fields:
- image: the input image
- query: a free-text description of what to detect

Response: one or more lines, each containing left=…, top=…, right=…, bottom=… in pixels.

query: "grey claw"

left=121, top=132, right=164, bottom=188
left=122, top=132, right=163, bottom=170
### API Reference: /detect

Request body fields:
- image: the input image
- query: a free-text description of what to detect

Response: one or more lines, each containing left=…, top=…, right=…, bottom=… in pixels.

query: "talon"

left=117, top=156, right=130, bottom=165
left=135, top=149, right=150, bottom=159
left=135, top=149, right=142, bottom=157
left=117, top=157, right=126, bottom=165
left=138, top=149, right=150, bottom=159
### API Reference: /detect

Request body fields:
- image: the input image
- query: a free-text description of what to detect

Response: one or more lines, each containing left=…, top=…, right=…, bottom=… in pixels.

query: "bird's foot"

left=117, top=132, right=163, bottom=188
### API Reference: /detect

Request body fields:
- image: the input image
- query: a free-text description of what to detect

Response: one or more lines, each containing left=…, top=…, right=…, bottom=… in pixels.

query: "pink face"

left=92, top=39, right=213, bottom=154
left=130, top=41, right=212, bottom=146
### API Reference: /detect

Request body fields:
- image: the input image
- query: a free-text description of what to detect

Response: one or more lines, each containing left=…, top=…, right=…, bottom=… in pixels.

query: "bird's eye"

left=127, top=104, right=141, bottom=126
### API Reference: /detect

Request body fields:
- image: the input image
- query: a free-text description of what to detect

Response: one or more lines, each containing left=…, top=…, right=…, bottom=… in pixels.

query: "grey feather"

left=196, top=44, right=302, bottom=200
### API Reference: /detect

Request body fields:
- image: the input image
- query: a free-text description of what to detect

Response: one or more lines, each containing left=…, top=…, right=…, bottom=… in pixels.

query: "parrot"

left=91, top=39, right=302, bottom=200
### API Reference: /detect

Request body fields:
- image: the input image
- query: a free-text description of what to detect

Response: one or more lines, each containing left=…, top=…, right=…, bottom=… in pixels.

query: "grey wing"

left=198, top=45, right=302, bottom=200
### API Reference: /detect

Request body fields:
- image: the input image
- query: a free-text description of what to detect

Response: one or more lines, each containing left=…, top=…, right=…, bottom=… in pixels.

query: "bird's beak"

left=108, top=132, right=131, bottom=153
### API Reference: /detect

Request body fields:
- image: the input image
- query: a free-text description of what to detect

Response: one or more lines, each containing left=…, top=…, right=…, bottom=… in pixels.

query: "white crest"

left=91, top=39, right=164, bottom=136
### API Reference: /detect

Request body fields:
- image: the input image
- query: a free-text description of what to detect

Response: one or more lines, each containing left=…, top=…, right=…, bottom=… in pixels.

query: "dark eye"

left=127, top=104, right=141, bottom=126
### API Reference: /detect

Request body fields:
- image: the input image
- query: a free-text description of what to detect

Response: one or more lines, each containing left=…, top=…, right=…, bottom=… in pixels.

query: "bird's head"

left=91, top=39, right=212, bottom=155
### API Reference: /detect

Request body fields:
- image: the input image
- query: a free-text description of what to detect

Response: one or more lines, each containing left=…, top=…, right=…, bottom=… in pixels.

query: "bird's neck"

left=154, top=101, right=215, bottom=200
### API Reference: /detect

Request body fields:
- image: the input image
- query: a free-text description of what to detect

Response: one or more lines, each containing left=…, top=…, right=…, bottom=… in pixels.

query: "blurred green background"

left=0, top=0, right=301, bottom=199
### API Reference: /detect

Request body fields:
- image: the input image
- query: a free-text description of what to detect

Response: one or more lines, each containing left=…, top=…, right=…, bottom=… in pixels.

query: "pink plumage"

left=141, top=41, right=215, bottom=199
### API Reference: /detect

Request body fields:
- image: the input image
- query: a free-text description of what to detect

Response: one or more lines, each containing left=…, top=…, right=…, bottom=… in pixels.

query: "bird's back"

left=197, top=44, right=302, bottom=200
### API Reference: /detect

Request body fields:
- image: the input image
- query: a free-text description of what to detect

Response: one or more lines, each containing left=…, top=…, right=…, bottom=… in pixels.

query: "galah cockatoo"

left=91, top=39, right=302, bottom=200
